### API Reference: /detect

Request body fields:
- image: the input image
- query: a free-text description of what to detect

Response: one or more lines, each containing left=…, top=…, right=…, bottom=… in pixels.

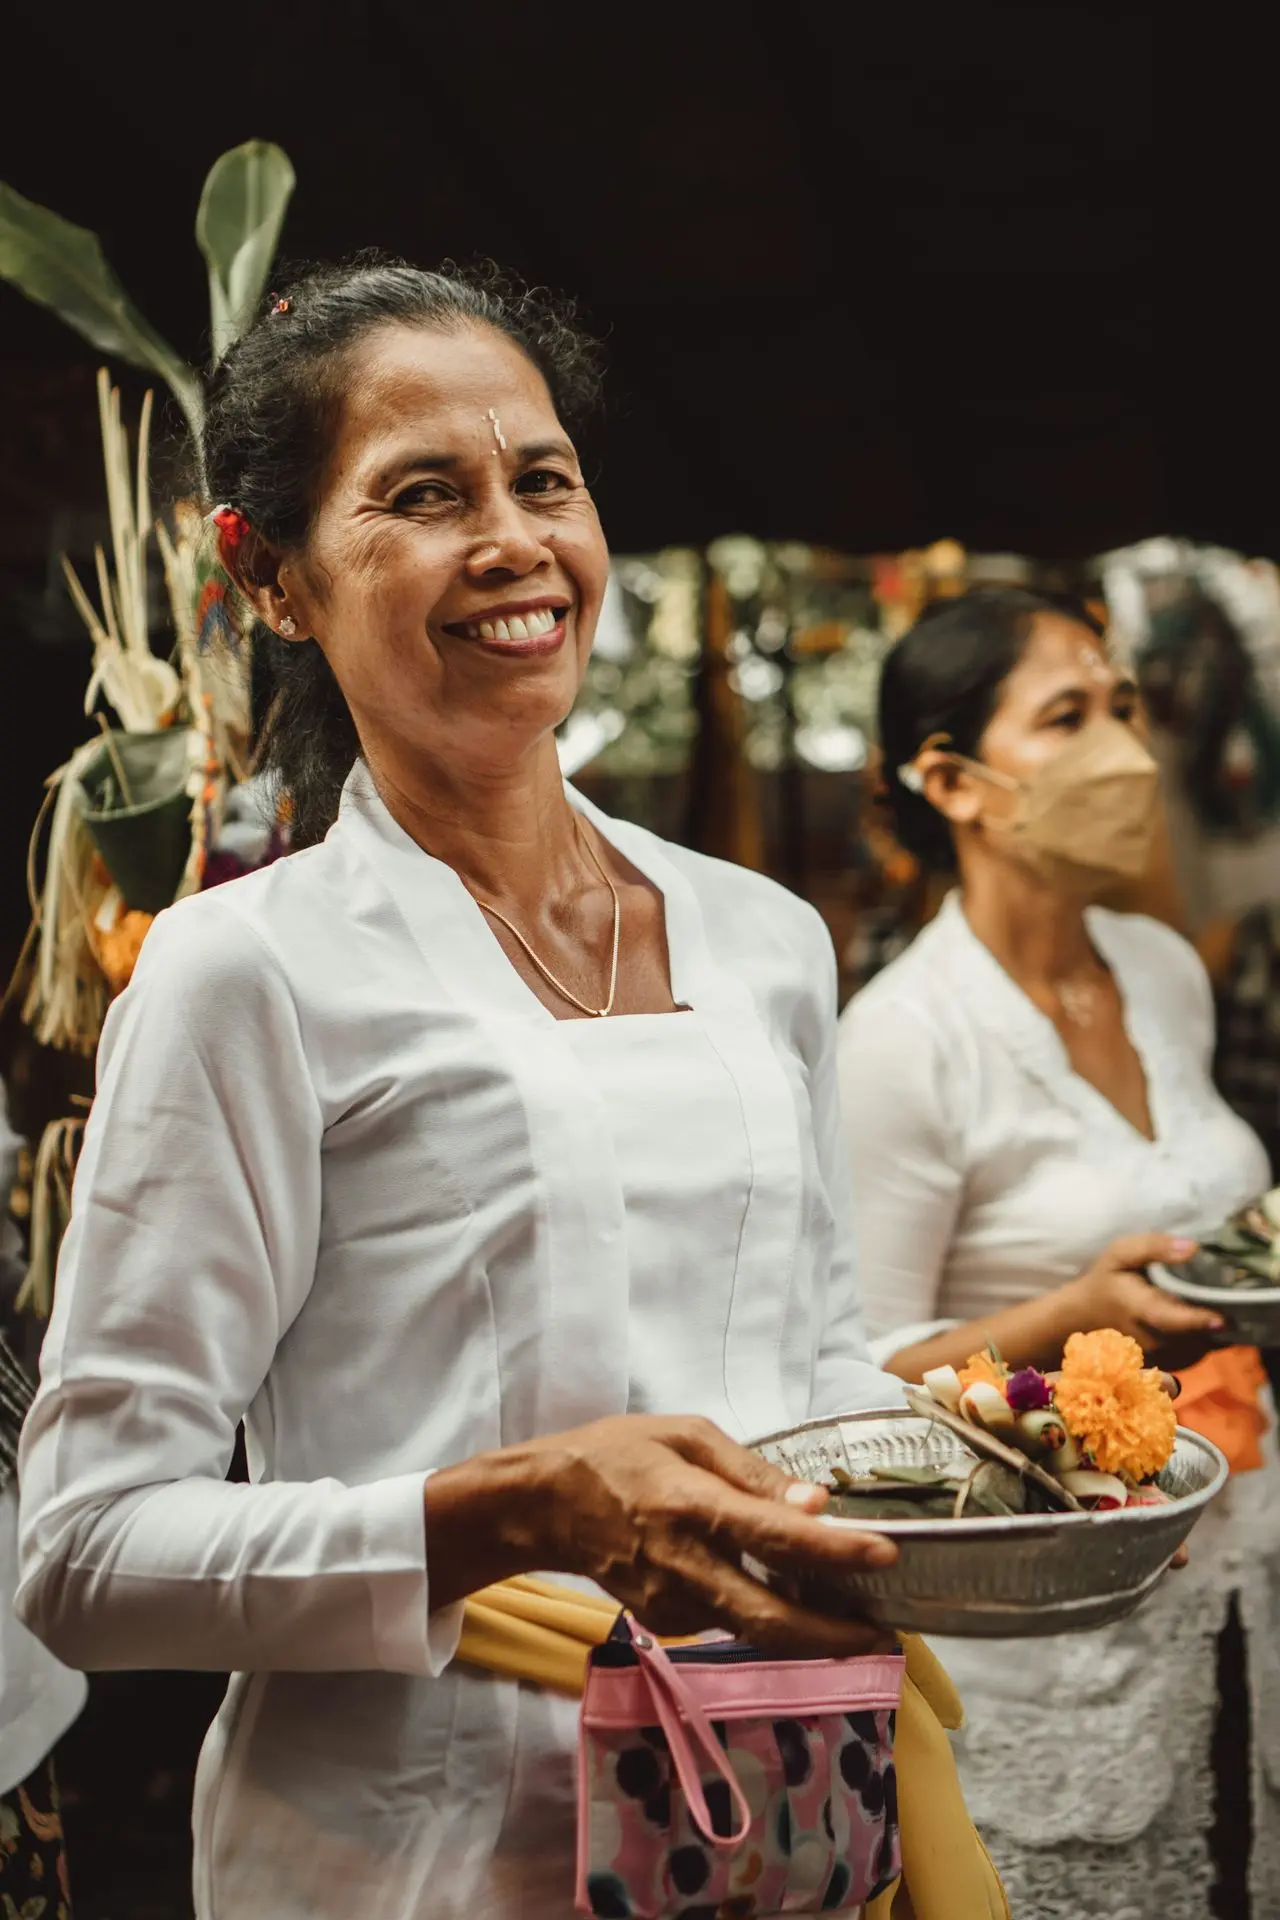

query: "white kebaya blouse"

left=836, top=893, right=1280, bottom=1920
left=16, top=765, right=893, bottom=1920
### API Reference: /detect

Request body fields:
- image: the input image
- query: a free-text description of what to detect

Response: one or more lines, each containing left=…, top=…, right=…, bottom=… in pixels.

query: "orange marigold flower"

left=958, top=1349, right=1007, bottom=1392
left=90, top=909, right=155, bottom=996
left=1061, top=1328, right=1145, bottom=1390
left=1055, top=1363, right=1176, bottom=1479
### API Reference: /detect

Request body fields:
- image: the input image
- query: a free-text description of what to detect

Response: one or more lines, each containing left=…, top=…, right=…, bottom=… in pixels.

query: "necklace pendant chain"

left=1056, top=980, right=1097, bottom=1028
left=473, top=817, right=621, bottom=1018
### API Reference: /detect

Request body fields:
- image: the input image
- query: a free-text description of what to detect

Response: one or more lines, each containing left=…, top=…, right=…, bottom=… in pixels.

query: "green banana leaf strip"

left=959, top=1462, right=1025, bottom=1516
left=827, top=1492, right=958, bottom=1521
left=0, top=182, right=202, bottom=438
left=196, top=141, right=296, bottom=363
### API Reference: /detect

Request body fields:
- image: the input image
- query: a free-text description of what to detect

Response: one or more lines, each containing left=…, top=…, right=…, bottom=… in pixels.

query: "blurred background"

left=3, top=5, right=1278, bottom=1913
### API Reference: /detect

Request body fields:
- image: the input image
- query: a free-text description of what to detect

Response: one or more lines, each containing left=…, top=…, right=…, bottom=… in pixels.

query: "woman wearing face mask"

left=837, top=589, right=1280, bottom=1920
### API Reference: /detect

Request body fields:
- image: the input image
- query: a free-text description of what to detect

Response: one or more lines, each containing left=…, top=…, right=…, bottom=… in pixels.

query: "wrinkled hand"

left=1061, top=1232, right=1224, bottom=1365
left=526, top=1413, right=898, bottom=1658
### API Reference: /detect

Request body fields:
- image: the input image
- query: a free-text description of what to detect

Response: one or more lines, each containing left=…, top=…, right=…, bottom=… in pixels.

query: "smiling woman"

left=200, top=259, right=607, bottom=849
left=14, top=257, right=909, bottom=1920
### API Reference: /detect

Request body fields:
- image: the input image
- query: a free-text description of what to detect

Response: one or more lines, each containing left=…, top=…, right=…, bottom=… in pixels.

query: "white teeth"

left=461, top=608, right=563, bottom=641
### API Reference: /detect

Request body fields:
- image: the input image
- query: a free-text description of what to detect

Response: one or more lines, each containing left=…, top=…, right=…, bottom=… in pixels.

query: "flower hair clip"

left=209, top=505, right=251, bottom=552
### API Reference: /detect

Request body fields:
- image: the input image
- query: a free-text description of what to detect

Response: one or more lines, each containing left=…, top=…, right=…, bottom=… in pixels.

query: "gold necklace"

left=1055, top=980, right=1098, bottom=1027
left=473, top=819, right=621, bottom=1018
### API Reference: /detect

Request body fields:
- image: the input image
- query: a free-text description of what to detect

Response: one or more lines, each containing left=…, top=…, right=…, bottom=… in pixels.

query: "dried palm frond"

left=61, top=371, right=181, bottom=733
left=17, top=739, right=113, bottom=1053
left=17, top=1116, right=87, bottom=1317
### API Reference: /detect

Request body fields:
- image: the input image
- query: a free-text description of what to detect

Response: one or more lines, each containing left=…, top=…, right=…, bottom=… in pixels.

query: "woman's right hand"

left=531, top=1413, right=900, bottom=1657
left=427, top=1413, right=900, bottom=1658
left=1058, top=1232, right=1225, bottom=1365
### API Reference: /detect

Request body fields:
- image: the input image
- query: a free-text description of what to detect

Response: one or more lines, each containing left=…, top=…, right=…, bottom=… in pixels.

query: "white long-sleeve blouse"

left=836, top=891, right=1271, bottom=1354
left=16, top=766, right=891, bottom=1920
left=835, top=893, right=1280, bottom=1918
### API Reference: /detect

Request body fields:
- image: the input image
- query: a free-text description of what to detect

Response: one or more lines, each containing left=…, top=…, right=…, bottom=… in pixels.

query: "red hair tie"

left=210, top=505, right=251, bottom=552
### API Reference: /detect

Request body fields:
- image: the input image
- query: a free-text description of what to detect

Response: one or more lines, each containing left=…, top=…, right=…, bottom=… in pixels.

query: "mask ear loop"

left=898, top=733, right=1022, bottom=798
left=897, top=731, right=953, bottom=794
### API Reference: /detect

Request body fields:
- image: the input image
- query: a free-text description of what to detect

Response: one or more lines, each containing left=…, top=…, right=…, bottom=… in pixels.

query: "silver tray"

left=751, top=1407, right=1227, bottom=1638
left=1151, top=1258, right=1280, bottom=1348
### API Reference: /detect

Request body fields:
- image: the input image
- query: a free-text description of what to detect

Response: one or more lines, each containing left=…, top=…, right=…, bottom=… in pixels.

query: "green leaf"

left=0, top=181, right=202, bottom=439
left=196, top=141, right=295, bottom=362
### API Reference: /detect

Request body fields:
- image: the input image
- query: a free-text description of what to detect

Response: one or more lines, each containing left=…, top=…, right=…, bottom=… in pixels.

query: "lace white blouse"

left=16, top=766, right=892, bottom=1920
left=837, top=893, right=1280, bottom=1920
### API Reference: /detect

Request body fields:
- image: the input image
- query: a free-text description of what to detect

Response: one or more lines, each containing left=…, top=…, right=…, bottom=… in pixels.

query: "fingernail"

left=866, top=1538, right=898, bottom=1565
left=785, top=1481, right=824, bottom=1509
left=1208, top=1315, right=1225, bottom=1329
left=1170, top=1239, right=1197, bottom=1257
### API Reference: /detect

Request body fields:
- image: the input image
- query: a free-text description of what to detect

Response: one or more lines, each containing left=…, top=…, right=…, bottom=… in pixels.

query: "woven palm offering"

left=752, top=1333, right=1226, bottom=1637
left=1152, top=1188, right=1280, bottom=1344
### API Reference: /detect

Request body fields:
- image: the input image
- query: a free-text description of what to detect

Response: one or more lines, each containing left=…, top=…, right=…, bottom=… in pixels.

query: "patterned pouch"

left=576, top=1613, right=904, bottom=1917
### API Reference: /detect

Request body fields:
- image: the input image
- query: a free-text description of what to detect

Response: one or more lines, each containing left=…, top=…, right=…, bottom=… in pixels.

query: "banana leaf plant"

left=4, top=142, right=294, bottom=1057
left=0, top=139, right=295, bottom=436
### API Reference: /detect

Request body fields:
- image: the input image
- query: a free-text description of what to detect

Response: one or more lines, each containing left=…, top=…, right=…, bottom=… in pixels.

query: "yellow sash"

left=458, top=1578, right=1008, bottom=1920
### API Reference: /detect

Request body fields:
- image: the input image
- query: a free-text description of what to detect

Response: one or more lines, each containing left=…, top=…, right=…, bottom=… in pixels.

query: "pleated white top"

left=16, top=765, right=893, bottom=1919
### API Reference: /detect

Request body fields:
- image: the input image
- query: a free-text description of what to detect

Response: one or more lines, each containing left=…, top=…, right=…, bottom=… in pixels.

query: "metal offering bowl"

left=1152, top=1258, right=1280, bottom=1349
left=751, top=1407, right=1227, bottom=1638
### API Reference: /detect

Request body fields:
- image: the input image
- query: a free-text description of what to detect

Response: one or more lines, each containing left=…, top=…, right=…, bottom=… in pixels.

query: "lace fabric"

left=934, top=1520, right=1280, bottom=1920
left=986, top=1821, right=1217, bottom=1920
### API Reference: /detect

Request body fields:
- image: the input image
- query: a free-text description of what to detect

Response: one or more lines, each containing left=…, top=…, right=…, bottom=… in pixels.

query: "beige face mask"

left=904, top=719, right=1161, bottom=892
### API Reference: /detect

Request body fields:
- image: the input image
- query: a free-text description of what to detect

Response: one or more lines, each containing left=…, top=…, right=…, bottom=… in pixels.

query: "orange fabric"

left=1173, top=1346, right=1267, bottom=1474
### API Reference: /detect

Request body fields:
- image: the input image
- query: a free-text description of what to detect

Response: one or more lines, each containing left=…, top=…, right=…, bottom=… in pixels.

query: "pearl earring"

left=279, top=615, right=298, bottom=638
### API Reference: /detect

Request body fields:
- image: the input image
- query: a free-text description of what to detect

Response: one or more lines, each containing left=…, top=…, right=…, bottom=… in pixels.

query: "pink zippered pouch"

left=577, top=1616, right=905, bottom=1918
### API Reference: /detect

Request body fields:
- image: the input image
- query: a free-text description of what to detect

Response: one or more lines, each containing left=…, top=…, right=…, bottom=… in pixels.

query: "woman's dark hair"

left=200, top=254, right=605, bottom=845
left=878, top=587, right=1105, bottom=869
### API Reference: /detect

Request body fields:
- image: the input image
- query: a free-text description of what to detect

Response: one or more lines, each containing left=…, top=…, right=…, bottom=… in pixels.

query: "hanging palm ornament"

left=0, top=141, right=294, bottom=1312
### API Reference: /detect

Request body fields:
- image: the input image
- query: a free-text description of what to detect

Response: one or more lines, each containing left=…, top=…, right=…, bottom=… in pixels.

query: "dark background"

left=2, top=5, right=1276, bottom=980
left=0, top=6, right=1269, bottom=1910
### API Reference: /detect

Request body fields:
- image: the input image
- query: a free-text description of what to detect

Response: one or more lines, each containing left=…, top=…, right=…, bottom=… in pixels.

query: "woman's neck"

left=363, top=731, right=586, bottom=914
left=958, top=854, right=1100, bottom=987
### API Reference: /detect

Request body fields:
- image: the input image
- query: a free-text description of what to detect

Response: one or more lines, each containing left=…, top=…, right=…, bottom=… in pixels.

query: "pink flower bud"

left=1006, top=1367, right=1053, bottom=1412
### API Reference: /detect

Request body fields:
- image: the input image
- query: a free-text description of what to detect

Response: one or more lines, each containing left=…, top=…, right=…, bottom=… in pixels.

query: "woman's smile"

left=440, top=596, right=573, bottom=658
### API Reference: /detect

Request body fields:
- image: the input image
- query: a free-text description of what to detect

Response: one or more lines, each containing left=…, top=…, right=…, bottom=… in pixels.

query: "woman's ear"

left=918, top=750, right=984, bottom=830
left=217, top=527, right=304, bottom=640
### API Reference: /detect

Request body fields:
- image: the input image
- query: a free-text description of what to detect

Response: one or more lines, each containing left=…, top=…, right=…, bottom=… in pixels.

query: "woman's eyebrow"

left=369, top=451, right=459, bottom=490
left=367, top=438, right=575, bottom=490
left=515, top=437, right=577, bottom=463
left=1031, top=671, right=1135, bottom=720
left=1031, top=681, right=1091, bottom=719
